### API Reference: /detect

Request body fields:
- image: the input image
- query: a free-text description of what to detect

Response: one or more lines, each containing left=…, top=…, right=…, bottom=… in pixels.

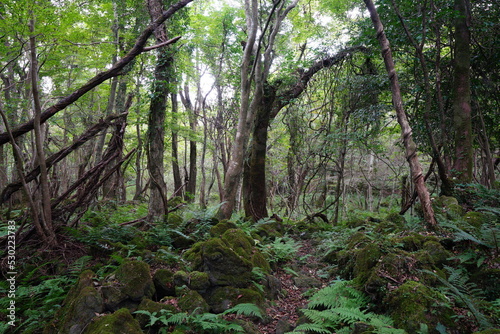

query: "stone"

left=177, top=289, right=210, bottom=314
left=115, top=260, right=155, bottom=301
left=43, top=270, right=103, bottom=334
left=153, top=268, right=176, bottom=298
left=84, top=308, right=142, bottom=334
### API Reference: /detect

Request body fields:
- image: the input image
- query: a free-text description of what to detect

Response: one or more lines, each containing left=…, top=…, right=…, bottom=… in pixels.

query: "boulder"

left=84, top=308, right=142, bottom=334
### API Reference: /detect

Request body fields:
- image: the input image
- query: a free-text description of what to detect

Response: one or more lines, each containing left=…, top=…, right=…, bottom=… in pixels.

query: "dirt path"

left=257, top=239, right=329, bottom=333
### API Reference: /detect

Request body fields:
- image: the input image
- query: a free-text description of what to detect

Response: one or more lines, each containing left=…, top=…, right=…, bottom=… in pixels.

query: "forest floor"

left=258, top=239, right=329, bottom=333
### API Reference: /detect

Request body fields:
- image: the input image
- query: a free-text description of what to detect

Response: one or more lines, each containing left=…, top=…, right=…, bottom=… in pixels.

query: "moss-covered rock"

left=135, top=298, right=177, bottom=328
left=420, top=240, right=452, bottom=266
left=394, top=233, right=440, bottom=252
left=189, top=238, right=253, bottom=287
left=44, top=270, right=103, bottom=334
left=472, top=330, right=500, bottom=334
left=254, top=221, right=284, bottom=239
left=385, top=281, right=454, bottom=333
left=204, top=286, right=265, bottom=314
left=101, top=285, right=129, bottom=311
left=210, top=221, right=238, bottom=237
left=84, top=308, right=143, bottom=334
left=433, top=195, right=464, bottom=217
left=115, top=260, right=155, bottom=302
left=347, top=232, right=373, bottom=249
left=221, top=228, right=254, bottom=257
left=153, top=268, right=175, bottom=298
left=250, top=249, right=271, bottom=273
left=177, top=290, right=210, bottom=314
left=173, top=270, right=190, bottom=287
left=167, top=212, right=184, bottom=228
left=188, top=271, right=211, bottom=291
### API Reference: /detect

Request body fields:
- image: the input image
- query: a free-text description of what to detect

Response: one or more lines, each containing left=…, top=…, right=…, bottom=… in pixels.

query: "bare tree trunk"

left=171, top=93, right=183, bottom=196
left=29, top=18, right=57, bottom=246
left=179, top=85, right=197, bottom=202
left=217, top=0, right=260, bottom=220
left=364, top=0, right=437, bottom=229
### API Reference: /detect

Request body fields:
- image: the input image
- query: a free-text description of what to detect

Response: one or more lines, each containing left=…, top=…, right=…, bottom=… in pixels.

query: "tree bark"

left=364, top=0, right=437, bottom=229
left=452, top=0, right=473, bottom=183
left=29, top=18, right=57, bottom=246
left=171, top=93, right=183, bottom=196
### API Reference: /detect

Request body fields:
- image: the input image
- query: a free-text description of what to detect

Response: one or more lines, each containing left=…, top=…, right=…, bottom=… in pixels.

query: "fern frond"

left=68, top=255, right=92, bottom=276
left=223, top=303, right=263, bottom=319
left=164, top=312, right=188, bottom=325
left=290, top=323, right=333, bottom=333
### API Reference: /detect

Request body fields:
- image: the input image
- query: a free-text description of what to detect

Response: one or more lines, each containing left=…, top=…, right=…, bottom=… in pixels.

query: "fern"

left=223, top=303, right=263, bottom=319
left=421, top=268, right=493, bottom=330
left=288, top=280, right=405, bottom=333
left=68, top=255, right=92, bottom=276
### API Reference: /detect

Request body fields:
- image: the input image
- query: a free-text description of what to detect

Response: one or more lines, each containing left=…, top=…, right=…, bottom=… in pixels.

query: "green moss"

left=115, top=260, right=155, bottom=301
left=167, top=212, right=184, bottom=228
left=84, top=308, right=143, bottom=334
left=353, top=243, right=382, bottom=283
left=205, top=286, right=265, bottom=314
left=433, top=195, right=464, bottom=217
left=385, top=281, right=454, bottom=333
left=251, top=249, right=271, bottom=273
left=210, top=221, right=238, bottom=237
left=177, top=290, right=210, bottom=314
left=188, top=271, right=210, bottom=291
left=44, top=270, right=103, bottom=334
left=221, top=228, right=254, bottom=257
left=254, top=221, right=283, bottom=239
left=173, top=270, right=190, bottom=287
left=344, top=218, right=366, bottom=229
left=135, top=298, right=177, bottom=328
left=395, top=233, right=440, bottom=252
left=463, top=211, right=489, bottom=229
left=153, top=268, right=175, bottom=298
left=347, top=232, right=372, bottom=249
left=472, top=330, right=500, bottom=334
left=421, top=241, right=451, bottom=266
left=199, top=238, right=253, bottom=287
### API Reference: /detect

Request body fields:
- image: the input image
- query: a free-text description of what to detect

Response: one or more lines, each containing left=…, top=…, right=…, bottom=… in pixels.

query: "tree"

left=363, top=0, right=437, bottom=229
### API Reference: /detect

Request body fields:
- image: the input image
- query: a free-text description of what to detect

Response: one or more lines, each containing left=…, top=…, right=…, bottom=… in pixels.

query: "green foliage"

left=289, top=280, right=405, bottom=334
left=135, top=302, right=262, bottom=333
left=259, top=236, right=300, bottom=265
left=422, top=267, right=493, bottom=330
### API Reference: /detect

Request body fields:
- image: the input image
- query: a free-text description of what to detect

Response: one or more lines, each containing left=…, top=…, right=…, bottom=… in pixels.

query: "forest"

left=0, top=0, right=499, bottom=333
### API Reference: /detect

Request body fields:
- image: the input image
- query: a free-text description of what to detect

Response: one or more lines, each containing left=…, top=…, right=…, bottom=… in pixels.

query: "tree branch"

left=0, top=0, right=192, bottom=146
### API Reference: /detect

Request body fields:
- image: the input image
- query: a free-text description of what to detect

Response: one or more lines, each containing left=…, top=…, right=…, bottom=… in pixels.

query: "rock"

left=293, top=275, right=322, bottom=289
left=153, top=268, right=176, bottom=298
left=210, top=221, right=238, bottom=237
left=221, top=228, right=255, bottom=257
left=275, top=318, right=293, bottom=334
left=43, top=270, right=103, bottom=334
left=204, top=286, right=265, bottom=314
left=101, top=285, right=129, bottom=311
left=263, top=275, right=282, bottom=300
left=177, top=290, right=210, bottom=314
left=254, top=221, right=284, bottom=239
left=187, top=271, right=211, bottom=292
left=115, top=260, right=155, bottom=301
left=84, top=308, right=142, bottom=334
left=189, top=238, right=253, bottom=287
left=385, top=281, right=454, bottom=333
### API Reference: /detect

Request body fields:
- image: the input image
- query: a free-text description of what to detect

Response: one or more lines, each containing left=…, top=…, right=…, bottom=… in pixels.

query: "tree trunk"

left=29, top=18, right=57, bottom=246
left=171, top=93, right=183, bottom=196
left=452, top=0, right=473, bottom=183
left=242, top=85, right=275, bottom=220
left=364, top=0, right=437, bottom=229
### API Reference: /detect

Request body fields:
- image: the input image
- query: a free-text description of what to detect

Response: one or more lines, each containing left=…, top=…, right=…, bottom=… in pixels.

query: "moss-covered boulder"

left=135, top=298, right=177, bottom=328
left=186, top=238, right=253, bottom=288
left=254, top=221, right=284, bottom=239
left=204, top=286, right=265, bottom=314
left=167, top=212, right=184, bottom=228
left=84, top=308, right=142, bottom=334
left=210, top=221, right=238, bottom=237
left=433, top=195, right=464, bottom=217
left=188, top=271, right=211, bottom=291
left=221, top=228, right=254, bottom=257
left=115, top=260, right=155, bottom=301
left=153, top=268, right=175, bottom=298
left=177, top=289, right=210, bottom=314
left=385, top=281, right=454, bottom=333
left=44, top=270, right=103, bottom=334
